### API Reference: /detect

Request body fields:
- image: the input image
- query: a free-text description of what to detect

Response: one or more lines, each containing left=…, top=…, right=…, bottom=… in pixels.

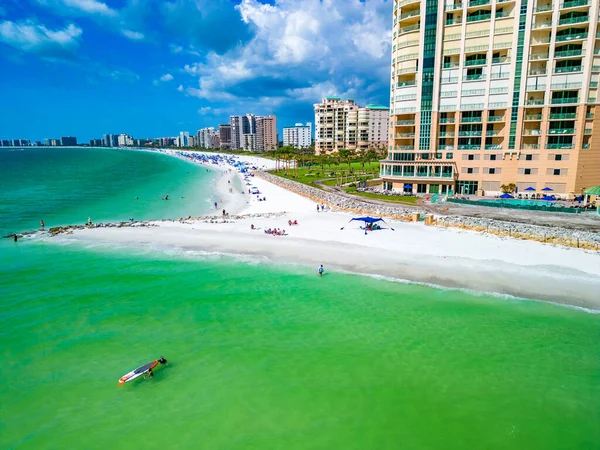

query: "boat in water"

left=118, top=356, right=167, bottom=386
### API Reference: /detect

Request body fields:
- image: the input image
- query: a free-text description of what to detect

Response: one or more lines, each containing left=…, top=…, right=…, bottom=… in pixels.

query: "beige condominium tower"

left=382, top=0, right=599, bottom=196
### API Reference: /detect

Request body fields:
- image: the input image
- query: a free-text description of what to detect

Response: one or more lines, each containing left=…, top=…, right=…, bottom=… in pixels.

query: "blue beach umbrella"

left=541, top=187, right=553, bottom=191
left=403, top=184, right=412, bottom=189
left=499, top=193, right=514, bottom=199
left=540, top=195, right=555, bottom=201
left=524, top=186, right=536, bottom=191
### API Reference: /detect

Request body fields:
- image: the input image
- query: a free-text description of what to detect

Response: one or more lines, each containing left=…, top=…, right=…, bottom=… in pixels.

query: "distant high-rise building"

left=117, top=134, right=133, bottom=147
left=219, top=124, right=232, bottom=149
left=103, top=134, right=111, bottom=147
left=60, top=136, right=77, bottom=146
left=242, top=133, right=256, bottom=152
left=230, top=116, right=245, bottom=149
left=179, top=131, right=190, bottom=147
left=256, top=115, right=278, bottom=152
left=283, top=123, right=312, bottom=149
left=44, top=138, right=51, bottom=146
left=89, top=139, right=103, bottom=147
left=314, top=97, right=389, bottom=154
left=197, top=127, right=218, bottom=148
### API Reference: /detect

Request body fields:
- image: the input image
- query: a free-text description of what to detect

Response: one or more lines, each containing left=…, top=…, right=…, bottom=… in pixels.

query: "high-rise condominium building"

left=219, top=124, right=232, bottom=149
left=179, top=131, right=190, bottom=147
left=382, top=0, right=599, bottom=196
left=256, top=115, right=278, bottom=151
left=230, top=116, right=246, bottom=150
left=283, top=123, right=312, bottom=148
left=314, top=97, right=390, bottom=154
left=197, top=127, right=218, bottom=148
left=60, top=136, right=77, bottom=146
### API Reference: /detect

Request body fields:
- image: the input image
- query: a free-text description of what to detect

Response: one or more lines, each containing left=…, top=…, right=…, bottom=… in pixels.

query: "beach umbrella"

left=541, top=187, right=553, bottom=191
left=340, top=216, right=395, bottom=231
left=524, top=186, right=536, bottom=191
left=584, top=186, right=600, bottom=196
left=540, top=195, right=555, bottom=201
left=403, top=184, right=412, bottom=189
left=499, top=193, right=514, bottom=199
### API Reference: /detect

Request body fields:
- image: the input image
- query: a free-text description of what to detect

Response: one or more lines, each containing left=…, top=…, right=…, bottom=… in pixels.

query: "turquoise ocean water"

left=1, top=148, right=599, bottom=449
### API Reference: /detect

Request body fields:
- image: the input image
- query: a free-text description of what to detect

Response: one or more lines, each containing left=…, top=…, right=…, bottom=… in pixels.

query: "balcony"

left=532, top=21, right=552, bottom=29
left=446, top=18, right=463, bottom=26
left=523, top=129, right=542, bottom=135
left=459, top=131, right=483, bottom=136
left=586, top=113, right=595, bottom=119
left=554, top=49, right=583, bottom=58
left=534, top=4, right=554, bottom=13
left=465, top=44, right=489, bottom=52
left=445, top=3, right=463, bottom=10
left=398, top=0, right=420, bottom=6
left=546, top=143, right=573, bottom=149
left=396, top=67, right=418, bottom=74
left=399, top=24, right=420, bottom=34
left=488, top=115, right=505, bottom=121
left=467, top=12, right=492, bottom=22
left=458, top=144, right=482, bottom=149
left=561, top=0, right=590, bottom=7
left=442, top=77, right=459, bottom=83
left=396, top=119, right=416, bottom=125
left=438, top=132, right=456, bottom=137
left=551, top=97, right=579, bottom=104
left=530, top=53, right=549, bottom=60
left=463, top=74, right=486, bottom=81
left=584, top=128, right=592, bottom=134
left=397, top=53, right=419, bottom=62
left=445, top=33, right=462, bottom=41
left=469, top=0, right=490, bottom=5
left=591, top=81, right=599, bottom=88
left=465, top=30, right=490, bottom=38
left=495, top=11, right=513, bottom=19
left=394, top=133, right=416, bottom=138
left=485, top=144, right=503, bottom=149
left=548, top=128, right=576, bottom=134
left=399, top=145, right=415, bottom=150
left=555, top=32, right=587, bottom=42
left=397, top=80, right=417, bottom=87
left=443, top=62, right=460, bottom=69
left=486, top=130, right=502, bottom=136
left=523, top=144, right=540, bottom=149
left=549, top=113, right=577, bottom=119
left=461, top=117, right=483, bottom=122
left=528, top=68, right=547, bottom=76
left=554, top=66, right=582, bottom=73
left=492, top=56, right=510, bottom=64
left=399, top=10, right=421, bottom=20
left=441, top=91, right=458, bottom=97
left=550, top=82, right=582, bottom=89
left=527, top=84, right=546, bottom=91
left=439, top=118, right=456, bottom=124
left=558, top=15, right=589, bottom=26
left=524, top=114, right=543, bottom=120
left=463, top=89, right=486, bottom=96
left=464, top=58, right=487, bottom=66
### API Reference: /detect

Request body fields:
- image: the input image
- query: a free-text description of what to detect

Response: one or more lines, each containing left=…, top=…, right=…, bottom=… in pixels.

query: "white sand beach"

left=61, top=151, right=600, bottom=310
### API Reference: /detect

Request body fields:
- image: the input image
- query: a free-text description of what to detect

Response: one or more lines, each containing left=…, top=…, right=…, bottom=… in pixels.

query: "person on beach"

left=40, top=220, right=44, bottom=231
left=317, top=204, right=320, bottom=213
left=145, top=368, right=154, bottom=379
left=159, top=356, right=168, bottom=364
left=214, top=201, right=218, bottom=209
left=318, top=265, right=324, bottom=277
left=88, top=217, right=92, bottom=226
left=14, top=234, right=18, bottom=242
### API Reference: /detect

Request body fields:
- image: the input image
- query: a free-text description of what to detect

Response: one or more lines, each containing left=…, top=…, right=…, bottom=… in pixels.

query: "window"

left=553, top=169, right=560, bottom=175
left=524, top=168, right=531, bottom=175
left=446, top=152, right=453, bottom=159
left=468, top=154, right=475, bottom=160
left=525, top=154, right=533, bottom=161
left=490, top=154, right=497, bottom=161
left=467, top=168, right=474, bottom=174
left=489, top=168, right=496, bottom=174
left=555, top=154, right=562, bottom=161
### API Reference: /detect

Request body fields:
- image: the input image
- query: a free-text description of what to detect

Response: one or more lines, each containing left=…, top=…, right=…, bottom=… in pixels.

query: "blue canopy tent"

left=499, top=193, right=514, bottom=199
left=524, top=186, right=536, bottom=191
left=340, top=216, right=395, bottom=233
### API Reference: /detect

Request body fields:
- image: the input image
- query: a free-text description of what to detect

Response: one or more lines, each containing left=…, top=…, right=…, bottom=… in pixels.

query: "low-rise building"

left=283, top=122, right=312, bottom=149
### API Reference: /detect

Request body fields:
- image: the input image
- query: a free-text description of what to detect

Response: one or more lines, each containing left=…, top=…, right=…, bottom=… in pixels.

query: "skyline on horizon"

left=0, top=0, right=393, bottom=141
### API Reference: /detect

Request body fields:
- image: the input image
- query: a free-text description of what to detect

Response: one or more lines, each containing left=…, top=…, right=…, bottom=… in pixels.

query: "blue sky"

left=0, top=0, right=392, bottom=142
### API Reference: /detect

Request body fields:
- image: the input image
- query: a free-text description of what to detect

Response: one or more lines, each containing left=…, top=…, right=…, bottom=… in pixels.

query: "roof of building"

left=325, top=95, right=340, bottom=99
left=365, top=104, right=389, bottom=110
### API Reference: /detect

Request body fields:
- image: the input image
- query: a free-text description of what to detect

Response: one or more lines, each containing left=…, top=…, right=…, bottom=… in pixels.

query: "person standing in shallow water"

left=40, top=220, right=44, bottom=231
left=318, top=265, right=324, bottom=277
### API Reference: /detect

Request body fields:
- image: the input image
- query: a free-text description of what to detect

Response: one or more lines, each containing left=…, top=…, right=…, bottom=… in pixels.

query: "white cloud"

left=160, top=73, right=174, bottom=82
left=122, top=29, right=144, bottom=40
left=177, top=84, right=184, bottom=92
left=198, top=106, right=222, bottom=115
left=0, top=20, right=82, bottom=55
left=37, top=0, right=117, bottom=17
left=180, top=0, right=391, bottom=110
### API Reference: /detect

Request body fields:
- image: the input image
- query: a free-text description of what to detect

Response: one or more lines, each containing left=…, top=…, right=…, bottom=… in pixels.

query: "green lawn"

left=270, top=161, right=380, bottom=187
left=344, top=188, right=420, bottom=205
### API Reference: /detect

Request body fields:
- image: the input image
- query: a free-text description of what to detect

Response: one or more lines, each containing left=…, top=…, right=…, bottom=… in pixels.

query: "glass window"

left=553, top=169, right=560, bottom=175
